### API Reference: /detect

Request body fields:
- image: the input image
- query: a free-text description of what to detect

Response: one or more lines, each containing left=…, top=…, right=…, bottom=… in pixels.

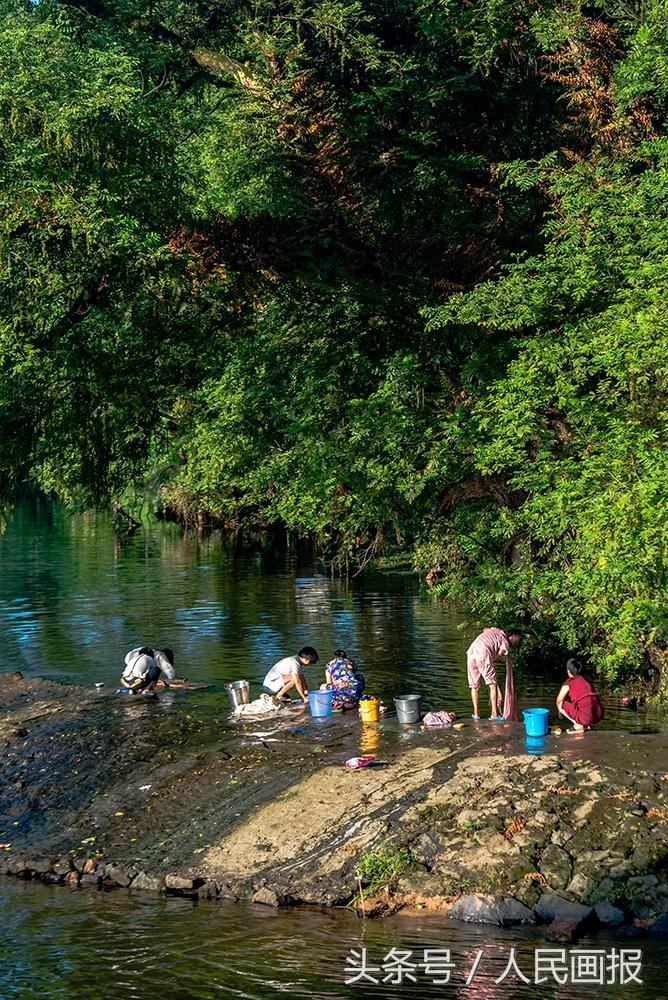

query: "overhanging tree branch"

left=55, top=0, right=264, bottom=93
left=437, top=473, right=527, bottom=516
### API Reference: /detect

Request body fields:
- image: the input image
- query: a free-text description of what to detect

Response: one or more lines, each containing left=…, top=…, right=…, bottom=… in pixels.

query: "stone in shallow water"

left=447, top=894, right=535, bottom=926
left=196, top=881, right=218, bottom=899
left=546, top=917, right=586, bottom=943
left=217, top=882, right=240, bottom=901
left=534, top=893, right=593, bottom=923
left=165, top=873, right=203, bottom=892
left=104, top=863, right=136, bottom=887
left=594, top=901, right=625, bottom=925
left=252, top=886, right=286, bottom=907
left=131, top=871, right=165, bottom=892
left=41, top=872, right=64, bottom=886
left=12, top=858, right=31, bottom=878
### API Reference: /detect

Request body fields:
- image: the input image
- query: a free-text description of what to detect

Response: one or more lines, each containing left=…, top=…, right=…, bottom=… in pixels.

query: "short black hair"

left=162, top=648, right=174, bottom=666
left=137, top=646, right=154, bottom=657
left=566, top=658, right=582, bottom=676
left=298, top=645, right=319, bottom=663
left=333, top=648, right=347, bottom=659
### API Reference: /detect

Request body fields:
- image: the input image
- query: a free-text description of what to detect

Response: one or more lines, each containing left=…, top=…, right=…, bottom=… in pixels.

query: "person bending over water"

left=321, top=649, right=365, bottom=710
left=466, top=627, right=522, bottom=720
left=121, top=646, right=179, bottom=694
left=557, top=658, right=604, bottom=732
left=263, top=646, right=318, bottom=703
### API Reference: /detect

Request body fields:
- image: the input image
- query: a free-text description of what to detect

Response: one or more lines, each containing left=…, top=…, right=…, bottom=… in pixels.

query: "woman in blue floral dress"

left=324, top=649, right=365, bottom=710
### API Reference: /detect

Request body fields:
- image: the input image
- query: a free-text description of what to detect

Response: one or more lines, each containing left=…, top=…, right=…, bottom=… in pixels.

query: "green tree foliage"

left=1, top=0, right=667, bottom=686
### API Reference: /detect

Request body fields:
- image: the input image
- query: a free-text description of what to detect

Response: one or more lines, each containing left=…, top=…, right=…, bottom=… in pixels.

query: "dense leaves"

left=1, top=0, right=667, bottom=687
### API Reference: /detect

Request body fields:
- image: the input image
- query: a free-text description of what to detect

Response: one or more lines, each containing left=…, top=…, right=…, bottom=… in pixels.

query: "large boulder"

left=252, top=886, right=287, bottom=908
left=535, top=893, right=593, bottom=924
left=447, top=894, right=535, bottom=926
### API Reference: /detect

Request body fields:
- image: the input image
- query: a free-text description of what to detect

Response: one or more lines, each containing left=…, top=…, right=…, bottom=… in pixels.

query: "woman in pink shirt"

left=557, top=659, right=604, bottom=732
left=466, top=627, right=522, bottom=720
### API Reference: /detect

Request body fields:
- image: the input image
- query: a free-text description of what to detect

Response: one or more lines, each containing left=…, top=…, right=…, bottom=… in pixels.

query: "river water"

left=0, top=496, right=663, bottom=729
left=0, top=497, right=665, bottom=998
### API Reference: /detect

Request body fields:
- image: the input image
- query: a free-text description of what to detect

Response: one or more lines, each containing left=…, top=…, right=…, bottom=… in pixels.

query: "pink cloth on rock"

left=423, top=710, right=457, bottom=728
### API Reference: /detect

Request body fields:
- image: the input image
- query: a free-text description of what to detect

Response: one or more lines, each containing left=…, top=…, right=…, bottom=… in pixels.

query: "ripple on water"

left=0, top=505, right=666, bottom=995
left=0, top=881, right=665, bottom=999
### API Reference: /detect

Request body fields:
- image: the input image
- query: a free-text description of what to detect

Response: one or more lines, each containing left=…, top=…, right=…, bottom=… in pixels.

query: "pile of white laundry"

left=233, top=692, right=287, bottom=718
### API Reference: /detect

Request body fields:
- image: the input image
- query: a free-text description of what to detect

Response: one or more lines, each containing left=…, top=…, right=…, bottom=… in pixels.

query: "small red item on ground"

left=344, top=755, right=376, bottom=769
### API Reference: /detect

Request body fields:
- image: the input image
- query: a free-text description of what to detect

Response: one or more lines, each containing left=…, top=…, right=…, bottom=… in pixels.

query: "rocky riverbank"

left=1, top=673, right=667, bottom=939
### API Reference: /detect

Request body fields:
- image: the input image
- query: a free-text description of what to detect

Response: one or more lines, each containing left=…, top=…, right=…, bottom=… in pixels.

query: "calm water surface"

left=0, top=498, right=665, bottom=999
left=0, top=497, right=661, bottom=730
left=0, top=879, right=663, bottom=1000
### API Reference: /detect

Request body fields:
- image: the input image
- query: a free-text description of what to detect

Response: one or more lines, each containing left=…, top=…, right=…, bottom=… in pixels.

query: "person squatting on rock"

left=465, top=627, right=522, bottom=720
left=121, top=646, right=176, bottom=694
left=556, top=658, right=604, bottom=732
left=262, top=646, right=318, bottom=703
left=320, top=649, right=365, bottom=710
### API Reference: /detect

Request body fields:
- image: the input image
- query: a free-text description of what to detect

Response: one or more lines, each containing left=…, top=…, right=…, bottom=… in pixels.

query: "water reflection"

left=0, top=499, right=665, bottom=739
left=0, top=880, right=662, bottom=999
left=0, top=500, right=666, bottom=997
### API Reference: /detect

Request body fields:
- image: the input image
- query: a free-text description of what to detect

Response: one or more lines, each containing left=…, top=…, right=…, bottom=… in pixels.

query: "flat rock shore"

left=1, top=673, right=667, bottom=938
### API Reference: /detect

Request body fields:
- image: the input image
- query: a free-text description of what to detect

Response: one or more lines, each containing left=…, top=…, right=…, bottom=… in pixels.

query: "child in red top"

left=556, top=659, right=604, bottom=732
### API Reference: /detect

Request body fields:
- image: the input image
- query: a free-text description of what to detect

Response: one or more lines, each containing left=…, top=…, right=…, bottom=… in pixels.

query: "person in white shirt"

left=121, top=646, right=176, bottom=694
left=262, top=646, right=318, bottom=703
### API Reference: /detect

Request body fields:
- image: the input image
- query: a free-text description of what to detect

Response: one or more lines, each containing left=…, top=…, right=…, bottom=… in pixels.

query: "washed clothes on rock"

left=234, top=693, right=286, bottom=718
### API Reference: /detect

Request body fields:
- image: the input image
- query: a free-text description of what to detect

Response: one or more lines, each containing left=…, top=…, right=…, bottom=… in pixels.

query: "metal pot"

left=226, top=680, right=250, bottom=708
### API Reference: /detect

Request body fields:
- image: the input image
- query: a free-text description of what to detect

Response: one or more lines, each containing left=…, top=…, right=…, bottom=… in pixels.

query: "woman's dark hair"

left=566, top=658, right=582, bottom=676
left=506, top=630, right=523, bottom=649
left=137, top=646, right=154, bottom=657
left=298, top=645, right=319, bottom=664
left=333, top=649, right=347, bottom=659
left=162, top=648, right=174, bottom=666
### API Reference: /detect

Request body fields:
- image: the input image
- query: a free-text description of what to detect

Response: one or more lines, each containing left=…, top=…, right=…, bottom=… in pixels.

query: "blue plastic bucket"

left=308, top=689, right=335, bottom=718
left=523, top=708, right=549, bottom=736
